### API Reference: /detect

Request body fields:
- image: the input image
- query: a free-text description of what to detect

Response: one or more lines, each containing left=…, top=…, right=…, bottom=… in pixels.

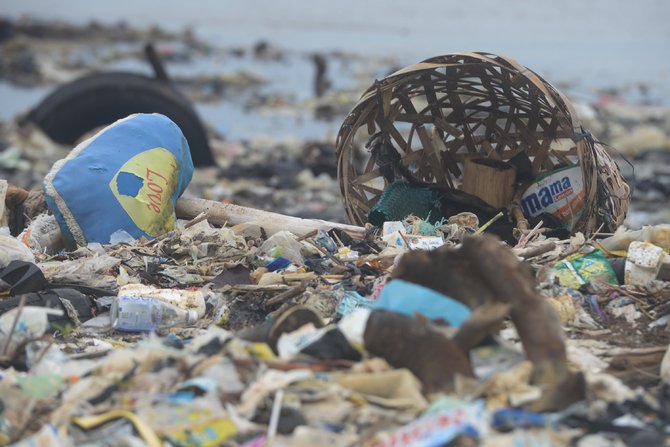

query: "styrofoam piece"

left=624, top=241, right=665, bottom=286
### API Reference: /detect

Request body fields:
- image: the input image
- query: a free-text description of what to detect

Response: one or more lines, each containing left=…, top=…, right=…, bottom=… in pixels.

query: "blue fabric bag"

left=43, top=113, right=194, bottom=247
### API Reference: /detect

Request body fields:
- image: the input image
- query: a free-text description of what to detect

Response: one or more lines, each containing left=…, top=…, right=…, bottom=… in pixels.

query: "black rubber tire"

left=22, top=71, right=215, bottom=166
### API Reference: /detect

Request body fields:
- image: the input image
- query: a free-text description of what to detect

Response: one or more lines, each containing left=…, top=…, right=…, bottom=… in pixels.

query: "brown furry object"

left=4, top=185, right=48, bottom=235
left=391, top=234, right=585, bottom=411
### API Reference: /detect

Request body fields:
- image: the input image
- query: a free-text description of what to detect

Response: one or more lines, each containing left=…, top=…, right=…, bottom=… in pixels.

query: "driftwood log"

left=176, top=197, right=366, bottom=239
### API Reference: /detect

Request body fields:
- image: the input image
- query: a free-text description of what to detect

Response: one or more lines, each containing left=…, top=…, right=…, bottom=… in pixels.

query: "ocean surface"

left=2, top=0, right=670, bottom=137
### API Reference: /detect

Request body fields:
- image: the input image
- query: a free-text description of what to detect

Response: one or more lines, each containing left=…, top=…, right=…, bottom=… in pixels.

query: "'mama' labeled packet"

left=520, top=165, right=584, bottom=230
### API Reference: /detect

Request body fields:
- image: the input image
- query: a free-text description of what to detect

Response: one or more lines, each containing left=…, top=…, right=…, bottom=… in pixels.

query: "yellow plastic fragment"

left=596, top=242, right=627, bottom=258
left=246, top=342, right=277, bottom=361
left=348, top=393, right=368, bottom=406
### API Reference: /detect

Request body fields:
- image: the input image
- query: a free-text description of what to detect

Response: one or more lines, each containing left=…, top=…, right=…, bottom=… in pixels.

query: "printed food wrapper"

left=382, top=231, right=444, bottom=250
left=551, top=249, right=618, bottom=289
left=520, top=165, right=584, bottom=230
left=43, top=113, right=193, bottom=247
left=371, top=399, right=486, bottom=447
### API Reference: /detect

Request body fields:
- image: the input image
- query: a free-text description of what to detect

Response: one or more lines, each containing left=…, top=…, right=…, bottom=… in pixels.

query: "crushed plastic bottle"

left=110, top=296, right=198, bottom=332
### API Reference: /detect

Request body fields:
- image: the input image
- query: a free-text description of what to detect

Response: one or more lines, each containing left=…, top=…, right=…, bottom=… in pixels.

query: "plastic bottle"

left=117, top=284, right=207, bottom=318
left=110, top=296, right=198, bottom=332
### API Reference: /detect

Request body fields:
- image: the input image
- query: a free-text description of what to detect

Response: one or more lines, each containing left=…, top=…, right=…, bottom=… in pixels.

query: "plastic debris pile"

left=3, top=182, right=670, bottom=445
left=1, top=29, right=670, bottom=446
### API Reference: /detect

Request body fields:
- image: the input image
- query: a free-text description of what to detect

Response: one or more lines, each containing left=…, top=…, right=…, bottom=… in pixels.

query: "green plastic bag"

left=551, top=249, right=617, bottom=289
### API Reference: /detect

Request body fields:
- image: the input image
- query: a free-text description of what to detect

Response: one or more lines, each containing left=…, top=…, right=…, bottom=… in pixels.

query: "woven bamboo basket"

left=335, top=52, right=629, bottom=234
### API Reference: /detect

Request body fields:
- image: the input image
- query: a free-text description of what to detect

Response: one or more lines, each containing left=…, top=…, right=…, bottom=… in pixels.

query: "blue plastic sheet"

left=374, top=279, right=471, bottom=327
left=336, top=290, right=377, bottom=317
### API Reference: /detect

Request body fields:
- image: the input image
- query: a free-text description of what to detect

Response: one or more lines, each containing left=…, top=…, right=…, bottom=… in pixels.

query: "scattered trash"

left=0, top=44, right=669, bottom=446
left=0, top=189, right=667, bottom=446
